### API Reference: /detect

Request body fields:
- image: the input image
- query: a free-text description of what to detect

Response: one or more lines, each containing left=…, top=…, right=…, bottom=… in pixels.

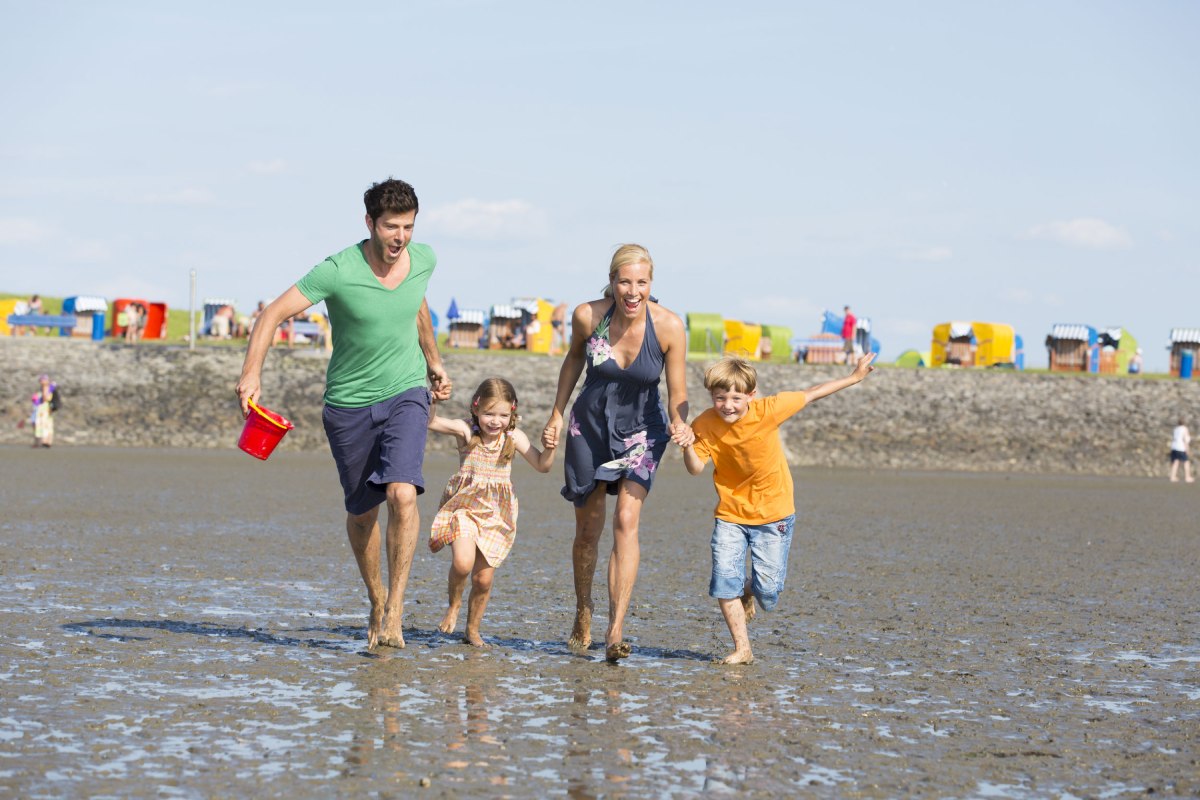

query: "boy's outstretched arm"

left=803, top=352, right=877, bottom=403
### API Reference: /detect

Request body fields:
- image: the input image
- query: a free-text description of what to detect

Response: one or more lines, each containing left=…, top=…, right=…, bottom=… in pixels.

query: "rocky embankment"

left=4, top=337, right=1197, bottom=476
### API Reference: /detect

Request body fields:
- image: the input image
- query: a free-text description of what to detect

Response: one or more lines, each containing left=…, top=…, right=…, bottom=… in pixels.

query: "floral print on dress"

left=585, top=314, right=612, bottom=367
left=568, top=410, right=581, bottom=437
left=599, top=431, right=658, bottom=480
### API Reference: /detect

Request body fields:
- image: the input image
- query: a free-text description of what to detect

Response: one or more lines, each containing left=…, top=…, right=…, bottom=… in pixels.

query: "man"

left=841, top=305, right=857, bottom=363
left=550, top=301, right=568, bottom=355
left=236, top=177, right=452, bottom=650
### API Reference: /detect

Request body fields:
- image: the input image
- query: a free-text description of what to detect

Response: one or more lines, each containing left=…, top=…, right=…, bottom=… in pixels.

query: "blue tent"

left=446, top=298, right=460, bottom=321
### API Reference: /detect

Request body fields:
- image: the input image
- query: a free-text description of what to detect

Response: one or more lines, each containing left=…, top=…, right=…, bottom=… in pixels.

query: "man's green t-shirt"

left=296, top=241, right=435, bottom=408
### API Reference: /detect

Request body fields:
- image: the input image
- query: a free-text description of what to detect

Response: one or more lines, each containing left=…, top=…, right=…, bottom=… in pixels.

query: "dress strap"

left=593, top=303, right=615, bottom=336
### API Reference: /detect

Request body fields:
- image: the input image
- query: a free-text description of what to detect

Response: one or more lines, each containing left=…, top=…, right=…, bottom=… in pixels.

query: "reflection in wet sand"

left=1, top=448, right=1198, bottom=797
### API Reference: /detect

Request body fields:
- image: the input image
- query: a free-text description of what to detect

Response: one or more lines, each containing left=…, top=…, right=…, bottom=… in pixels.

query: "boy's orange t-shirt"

left=691, top=392, right=808, bottom=525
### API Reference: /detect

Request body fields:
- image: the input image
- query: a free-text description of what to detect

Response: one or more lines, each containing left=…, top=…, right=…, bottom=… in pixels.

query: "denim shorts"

left=322, top=386, right=430, bottom=515
left=709, top=515, right=796, bottom=611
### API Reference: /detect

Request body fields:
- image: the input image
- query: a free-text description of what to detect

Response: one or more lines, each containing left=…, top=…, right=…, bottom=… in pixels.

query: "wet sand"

left=1, top=446, right=1198, bottom=798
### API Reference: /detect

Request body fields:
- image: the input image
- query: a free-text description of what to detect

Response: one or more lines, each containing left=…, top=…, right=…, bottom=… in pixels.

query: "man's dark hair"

left=364, top=178, right=419, bottom=222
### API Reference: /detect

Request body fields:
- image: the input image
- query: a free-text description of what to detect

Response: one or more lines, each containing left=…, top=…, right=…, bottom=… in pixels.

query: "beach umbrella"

left=447, top=298, right=460, bottom=320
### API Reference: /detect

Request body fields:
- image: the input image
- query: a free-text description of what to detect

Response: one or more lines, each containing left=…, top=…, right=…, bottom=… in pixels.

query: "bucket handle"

left=247, top=398, right=291, bottom=431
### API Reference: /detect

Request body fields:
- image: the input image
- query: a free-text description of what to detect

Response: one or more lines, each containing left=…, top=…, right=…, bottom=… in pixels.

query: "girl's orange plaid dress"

left=429, top=432, right=519, bottom=567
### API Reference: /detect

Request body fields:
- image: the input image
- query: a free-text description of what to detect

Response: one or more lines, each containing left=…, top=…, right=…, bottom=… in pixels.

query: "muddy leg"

left=605, top=481, right=646, bottom=661
left=717, top=597, right=754, bottom=665
left=379, top=483, right=419, bottom=648
left=570, top=486, right=607, bottom=650
left=346, top=508, right=385, bottom=650
left=741, top=579, right=757, bottom=622
left=439, top=536, right=475, bottom=634
left=465, top=550, right=494, bottom=648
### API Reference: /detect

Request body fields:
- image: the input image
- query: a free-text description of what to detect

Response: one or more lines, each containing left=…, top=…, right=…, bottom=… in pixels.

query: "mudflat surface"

left=1, top=446, right=1197, bottom=798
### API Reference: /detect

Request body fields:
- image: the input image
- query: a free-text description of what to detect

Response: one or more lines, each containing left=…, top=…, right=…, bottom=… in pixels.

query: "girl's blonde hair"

left=703, top=357, right=758, bottom=394
left=467, top=377, right=519, bottom=464
left=602, top=243, right=654, bottom=298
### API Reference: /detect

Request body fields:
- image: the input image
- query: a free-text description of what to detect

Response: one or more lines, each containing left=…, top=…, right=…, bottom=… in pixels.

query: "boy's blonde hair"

left=703, top=357, right=758, bottom=394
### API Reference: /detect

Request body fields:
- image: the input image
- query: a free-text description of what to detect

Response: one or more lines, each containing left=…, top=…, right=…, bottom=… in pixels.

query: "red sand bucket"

left=238, top=399, right=294, bottom=460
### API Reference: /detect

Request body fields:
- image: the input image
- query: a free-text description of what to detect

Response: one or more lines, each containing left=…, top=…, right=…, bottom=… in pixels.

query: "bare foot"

left=438, top=606, right=460, bottom=635
left=378, top=606, right=405, bottom=649
left=717, top=648, right=754, bottom=665
left=465, top=630, right=490, bottom=648
left=366, top=604, right=384, bottom=650
left=568, top=607, right=593, bottom=650
left=605, top=641, right=632, bottom=663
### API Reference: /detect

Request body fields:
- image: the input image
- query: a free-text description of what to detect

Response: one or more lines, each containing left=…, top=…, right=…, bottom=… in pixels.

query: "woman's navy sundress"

left=561, top=304, right=669, bottom=507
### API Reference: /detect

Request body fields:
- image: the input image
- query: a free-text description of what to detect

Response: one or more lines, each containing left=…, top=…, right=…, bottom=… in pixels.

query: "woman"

left=543, top=244, right=692, bottom=662
left=32, top=374, right=55, bottom=448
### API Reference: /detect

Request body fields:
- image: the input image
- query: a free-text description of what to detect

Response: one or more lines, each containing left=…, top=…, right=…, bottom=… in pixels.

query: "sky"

left=2, top=1, right=1197, bottom=370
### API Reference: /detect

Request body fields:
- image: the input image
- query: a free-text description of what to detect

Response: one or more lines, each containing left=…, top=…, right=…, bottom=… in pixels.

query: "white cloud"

left=141, top=188, right=216, bottom=206
left=422, top=198, right=548, bottom=241
left=0, top=217, right=53, bottom=245
left=247, top=159, right=287, bottom=175
left=1025, top=218, right=1132, bottom=250
left=900, top=245, right=953, bottom=262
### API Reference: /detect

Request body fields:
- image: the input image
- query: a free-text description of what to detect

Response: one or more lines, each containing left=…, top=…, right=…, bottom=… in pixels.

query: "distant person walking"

left=1128, top=348, right=1144, bottom=375
left=31, top=374, right=56, bottom=448
left=1169, top=419, right=1192, bottom=483
left=11, top=297, right=29, bottom=336
left=28, top=295, right=43, bottom=335
left=236, top=177, right=452, bottom=651
left=123, top=303, right=145, bottom=344
left=841, top=305, right=857, bottom=363
left=551, top=301, right=569, bottom=355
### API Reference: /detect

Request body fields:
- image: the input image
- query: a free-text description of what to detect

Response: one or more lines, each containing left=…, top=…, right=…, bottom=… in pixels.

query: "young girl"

left=427, top=377, right=556, bottom=647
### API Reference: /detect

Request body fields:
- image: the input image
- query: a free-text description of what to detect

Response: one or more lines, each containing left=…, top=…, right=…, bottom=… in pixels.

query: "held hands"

left=542, top=414, right=562, bottom=450
left=428, top=363, right=453, bottom=401
left=669, top=421, right=695, bottom=447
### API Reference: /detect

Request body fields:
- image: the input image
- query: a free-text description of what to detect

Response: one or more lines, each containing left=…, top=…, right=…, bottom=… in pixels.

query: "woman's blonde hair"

left=466, top=377, right=519, bottom=464
left=703, top=357, right=758, bottom=394
left=602, top=243, right=654, bottom=298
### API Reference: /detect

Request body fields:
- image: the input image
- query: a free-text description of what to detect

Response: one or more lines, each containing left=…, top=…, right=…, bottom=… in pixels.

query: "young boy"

left=681, top=353, right=876, bottom=664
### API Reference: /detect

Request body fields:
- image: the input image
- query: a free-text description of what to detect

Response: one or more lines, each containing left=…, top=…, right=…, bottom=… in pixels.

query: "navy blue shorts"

left=322, top=387, right=430, bottom=515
